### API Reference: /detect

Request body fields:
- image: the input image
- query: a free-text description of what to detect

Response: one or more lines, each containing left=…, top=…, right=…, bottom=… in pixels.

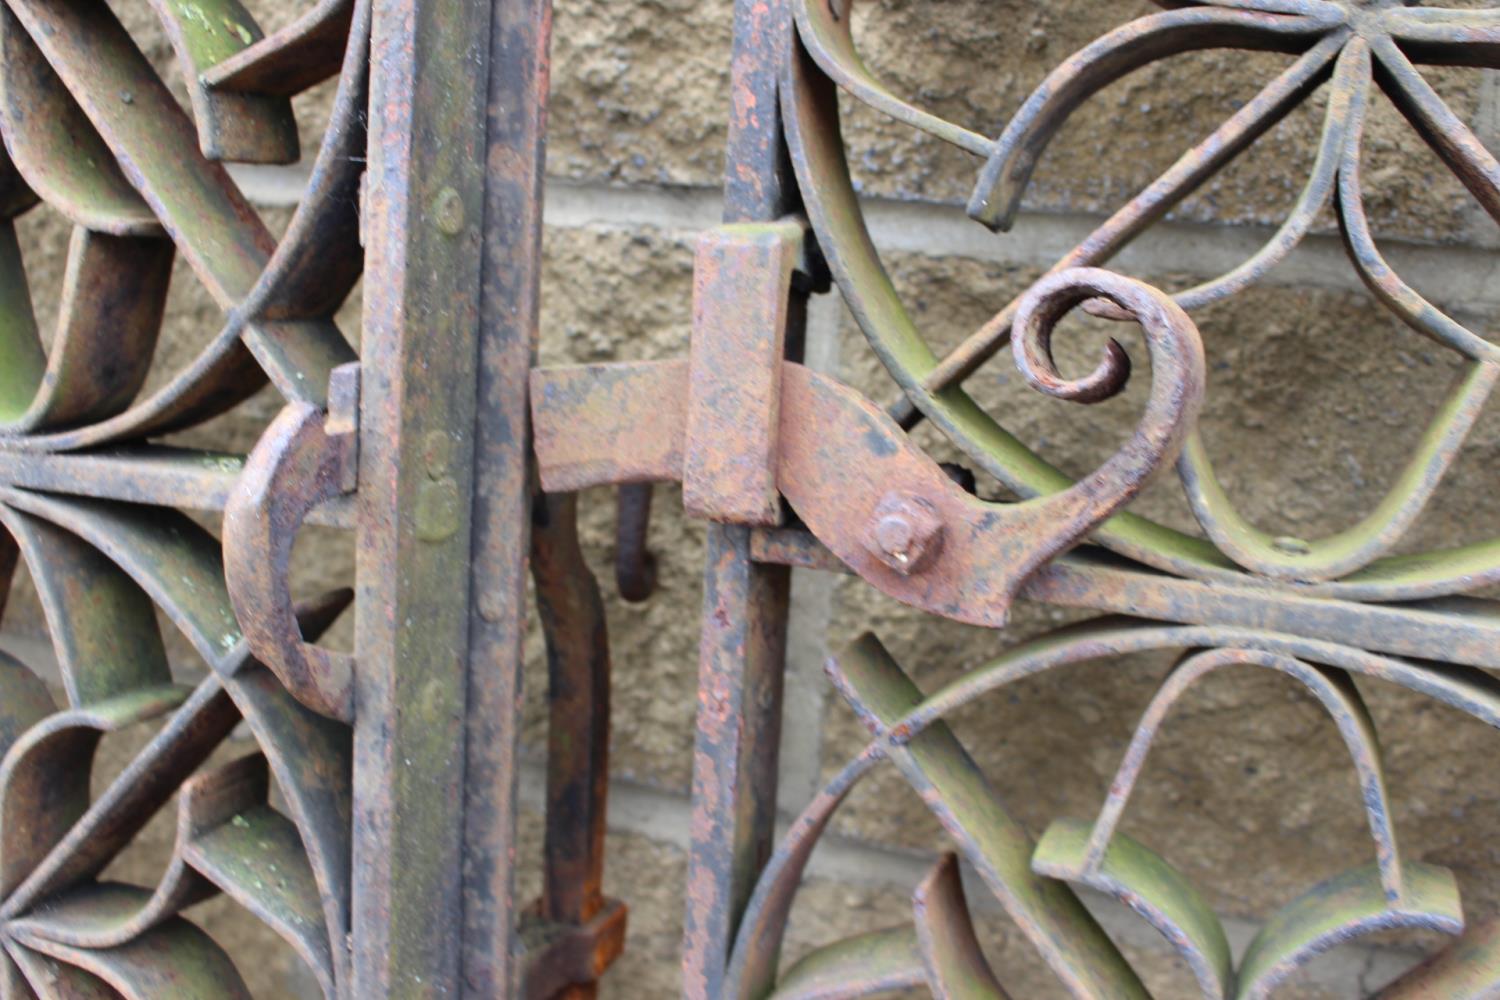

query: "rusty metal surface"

left=524, top=492, right=625, bottom=999
left=614, top=483, right=659, bottom=604
left=682, top=4, right=804, bottom=996
left=534, top=267, right=1209, bottom=628
left=353, top=0, right=498, bottom=987
left=225, top=365, right=359, bottom=723
left=684, top=523, right=791, bottom=1000
left=459, top=0, right=553, bottom=992
left=684, top=220, right=804, bottom=527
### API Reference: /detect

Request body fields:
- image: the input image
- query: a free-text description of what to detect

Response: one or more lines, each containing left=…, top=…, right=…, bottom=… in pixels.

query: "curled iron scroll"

left=530, top=264, right=1208, bottom=626
left=777, top=266, right=1205, bottom=626
left=784, top=0, right=1500, bottom=593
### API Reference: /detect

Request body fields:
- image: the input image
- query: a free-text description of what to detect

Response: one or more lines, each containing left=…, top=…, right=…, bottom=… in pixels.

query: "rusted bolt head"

left=865, top=492, right=944, bottom=576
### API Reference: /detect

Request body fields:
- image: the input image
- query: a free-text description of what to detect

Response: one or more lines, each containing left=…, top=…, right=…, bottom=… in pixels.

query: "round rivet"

left=415, top=477, right=462, bottom=542
left=477, top=591, right=507, bottom=623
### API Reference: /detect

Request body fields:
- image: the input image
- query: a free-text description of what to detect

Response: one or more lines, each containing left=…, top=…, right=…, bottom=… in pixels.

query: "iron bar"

left=459, top=0, right=553, bottom=992
left=352, top=0, right=492, bottom=987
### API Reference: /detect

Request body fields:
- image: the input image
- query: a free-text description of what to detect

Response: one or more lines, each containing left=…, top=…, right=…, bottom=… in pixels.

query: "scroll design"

left=756, top=9, right=1500, bottom=987
left=532, top=263, right=1206, bottom=627
left=776, top=266, right=1205, bottom=626
left=785, top=0, right=1500, bottom=591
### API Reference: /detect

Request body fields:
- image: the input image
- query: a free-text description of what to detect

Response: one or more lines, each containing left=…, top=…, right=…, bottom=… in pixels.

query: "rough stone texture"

left=549, top=0, right=735, bottom=188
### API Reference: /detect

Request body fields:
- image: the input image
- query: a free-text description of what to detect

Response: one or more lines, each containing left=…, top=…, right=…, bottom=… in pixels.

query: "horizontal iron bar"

left=0, top=447, right=353, bottom=527
left=751, top=527, right=1500, bottom=672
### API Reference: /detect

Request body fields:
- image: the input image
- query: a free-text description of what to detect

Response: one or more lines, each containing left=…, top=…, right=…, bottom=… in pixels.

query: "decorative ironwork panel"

left=0, top=0, right=552, bottom=992
left=0, top=0, right=367, bottom=986
left=528, top=0, right=1500, bottom=997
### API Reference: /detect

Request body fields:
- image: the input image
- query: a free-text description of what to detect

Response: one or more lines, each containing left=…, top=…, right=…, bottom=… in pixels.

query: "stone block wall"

left=3, top=1, right=1499, bottom=997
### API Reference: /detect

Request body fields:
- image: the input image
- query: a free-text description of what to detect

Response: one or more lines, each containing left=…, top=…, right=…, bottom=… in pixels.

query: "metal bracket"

left=517, top=898, right=628, bottom=1000
left=683, top=220, right=806, bottom=526
left=224, top=362, right=360, bottom=721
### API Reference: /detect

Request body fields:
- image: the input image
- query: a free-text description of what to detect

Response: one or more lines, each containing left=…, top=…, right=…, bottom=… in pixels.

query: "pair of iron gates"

left=0, top=0, right=1497, bottom=994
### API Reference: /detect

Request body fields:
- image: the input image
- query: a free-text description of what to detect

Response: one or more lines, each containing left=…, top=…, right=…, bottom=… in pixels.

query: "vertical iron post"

left=459, top=0, right=554, bottom=994
left=682, top=1, right=805, bottom=996
left=354, top=0, right=495, bottom=991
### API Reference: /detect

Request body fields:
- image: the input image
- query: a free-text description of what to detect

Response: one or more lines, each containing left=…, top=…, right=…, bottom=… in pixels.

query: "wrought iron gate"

left=0, top=0, right=1498, bottom=994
